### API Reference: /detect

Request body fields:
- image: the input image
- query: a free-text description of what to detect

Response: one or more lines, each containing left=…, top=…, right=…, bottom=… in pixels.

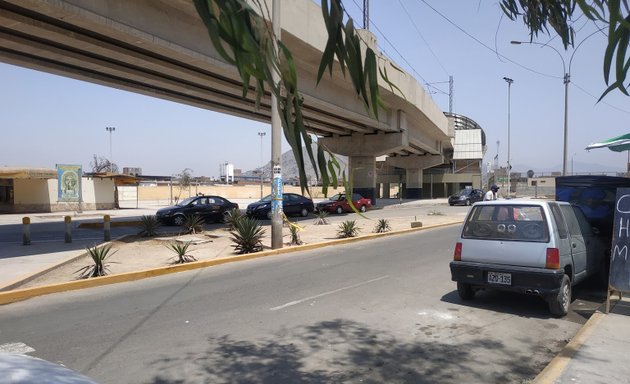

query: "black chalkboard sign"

left=609, top=188, right=630, bottom=292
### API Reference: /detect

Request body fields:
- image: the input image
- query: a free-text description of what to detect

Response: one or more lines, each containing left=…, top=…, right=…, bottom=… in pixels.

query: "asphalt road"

left=0, top=225, right=604, bottom=383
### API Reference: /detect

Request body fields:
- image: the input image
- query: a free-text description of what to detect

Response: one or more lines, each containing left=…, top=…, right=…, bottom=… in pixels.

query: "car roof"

left=473, top=199, right=569, bottom=207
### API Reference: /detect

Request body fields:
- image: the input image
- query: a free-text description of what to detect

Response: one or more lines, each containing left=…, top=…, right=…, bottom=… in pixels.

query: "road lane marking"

left=0, top=342, right=35, bottom=354
left=270, top=275, right=389, bottom=311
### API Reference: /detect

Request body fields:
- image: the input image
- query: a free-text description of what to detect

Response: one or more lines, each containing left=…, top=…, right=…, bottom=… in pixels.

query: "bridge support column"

left=405, top=169, right=423, bottom=199
left=381, top=183, right=390, bottom=198
left=349, top=156, right=376, bottom=204
left=386, top=155, right=445, bottom=199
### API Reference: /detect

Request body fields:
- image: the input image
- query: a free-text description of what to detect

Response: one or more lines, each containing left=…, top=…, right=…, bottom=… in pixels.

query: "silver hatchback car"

left=449, top=200, right=607, bottom=317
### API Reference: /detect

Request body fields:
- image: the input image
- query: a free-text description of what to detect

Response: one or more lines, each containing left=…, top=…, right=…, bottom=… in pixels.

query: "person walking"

left=484, top=184, right=499, bottom=201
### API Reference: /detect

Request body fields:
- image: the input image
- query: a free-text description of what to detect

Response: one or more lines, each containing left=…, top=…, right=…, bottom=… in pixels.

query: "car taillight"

left=545, top=248, right=560, bottom=269
left=454, top=242, right=462, bottom=261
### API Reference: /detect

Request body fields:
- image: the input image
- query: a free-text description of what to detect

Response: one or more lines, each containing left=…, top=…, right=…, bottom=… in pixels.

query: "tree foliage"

left=501, top=0, right=630, bottom=99
left=90, top=154, right=117, bottom=173
left=193, top=0, right=399, bottom=195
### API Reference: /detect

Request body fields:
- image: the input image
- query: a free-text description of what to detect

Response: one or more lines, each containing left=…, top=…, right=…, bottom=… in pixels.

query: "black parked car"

left=156, top=195, right=239, bottom=225
left=247, top=193, right=314, bottom=219
left=448, top=188, right=484, bottom=206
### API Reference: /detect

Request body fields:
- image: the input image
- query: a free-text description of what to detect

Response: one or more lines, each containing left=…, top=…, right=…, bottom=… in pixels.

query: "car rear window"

left=462, top=205, right=550, bottom=242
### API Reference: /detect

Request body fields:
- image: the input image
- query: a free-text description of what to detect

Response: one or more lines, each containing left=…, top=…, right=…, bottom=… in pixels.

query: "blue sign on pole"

left=272, top=176, right=283, bottom=215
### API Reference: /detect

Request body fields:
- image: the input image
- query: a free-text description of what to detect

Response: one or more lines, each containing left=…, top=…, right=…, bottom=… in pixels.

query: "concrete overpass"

left=0, top=0, right=452, bottom=200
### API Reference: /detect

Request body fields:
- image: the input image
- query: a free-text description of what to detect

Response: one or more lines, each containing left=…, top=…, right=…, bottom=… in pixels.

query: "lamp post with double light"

left=512, top=29, right=603, bottom=176
left=257, top=132, right=266, bottom=199
left=105, top=126, right=115, bottom=172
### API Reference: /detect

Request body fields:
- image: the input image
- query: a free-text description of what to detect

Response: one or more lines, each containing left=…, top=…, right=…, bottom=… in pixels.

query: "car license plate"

left=487, top=271, right=511, bottom=285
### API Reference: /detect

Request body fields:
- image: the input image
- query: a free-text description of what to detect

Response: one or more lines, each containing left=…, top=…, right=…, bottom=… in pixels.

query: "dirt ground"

left=18, top=214, right=459, bottom=290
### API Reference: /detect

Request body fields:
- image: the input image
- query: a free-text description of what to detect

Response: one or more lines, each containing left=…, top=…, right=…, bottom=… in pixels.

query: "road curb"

left=532, top=310, right=606, bottom=383
left=0, top=220, right=462, bottom=305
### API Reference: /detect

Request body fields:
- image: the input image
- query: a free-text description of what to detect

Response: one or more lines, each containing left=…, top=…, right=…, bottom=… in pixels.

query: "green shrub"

left=230, top=217, right=266, bottom=254
left=76, top=244, right=118, bottom=278
left=184, top=214, right=205, bottom=234
left=138, top=215, right=161, bottom=237
left=166, top=240, right=197, bottom=264
left=223, top=208, right=243, bottom=230
left=373, top=218, right=391, bottom=233
left=313, top=210, right=330, bottom=225
left=337, top=220, right=360, bottom=238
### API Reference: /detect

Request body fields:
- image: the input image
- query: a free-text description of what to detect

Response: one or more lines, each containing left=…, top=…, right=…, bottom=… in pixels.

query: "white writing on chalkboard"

left=616, top=195, right=630, bottom=213
left=612, top=244, right=628, bottom=262
left=620, top=217, right=630, bottom=237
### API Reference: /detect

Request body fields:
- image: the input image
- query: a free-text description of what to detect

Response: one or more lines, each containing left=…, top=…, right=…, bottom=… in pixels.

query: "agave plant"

left=223, top=208, right=243, bottom=230
left=230, top=217, right=266, bottom=254
left=313, top=210, right=330, bottom=225
left=288, top=224, right=303, bottom=245
left=337, top=220, right=360, bottom=238
left=76, top=244, right=118, bottom=279
left=184, top=214, right=205, bottom=234
left=373, top=218, right=392, bottom=233
left=166, top=240, right=197, bottom=264
left=138, top=215, right=161, bottom=237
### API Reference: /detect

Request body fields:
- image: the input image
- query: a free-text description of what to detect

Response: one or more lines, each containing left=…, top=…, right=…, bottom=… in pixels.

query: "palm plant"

left=230, top=217, right=266, bottom=254
left=138, top=215, right=161, bottom=237
left=184, top=214, right=205, bottom=234
left=373, top=218, right=391, bottom=233
left=166, top=240, right=197, bottom=264
left=223, top=208, right=243, bottom=230
left=313, top=210, right=330, bottom=225
left=76, top=244, right=118, bottom=279
left=337, top=220, right=360, bottom=238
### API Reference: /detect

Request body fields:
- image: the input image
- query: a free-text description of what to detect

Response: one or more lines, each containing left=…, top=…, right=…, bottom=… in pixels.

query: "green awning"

left=585, top=133, right=630, bottom=152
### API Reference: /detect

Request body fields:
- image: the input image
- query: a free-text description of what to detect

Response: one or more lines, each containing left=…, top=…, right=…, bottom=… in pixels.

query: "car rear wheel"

left=548, top=275, right=571, bottom=317
left=457, top=282, right=475, bottom=300
left=266, top=210, right=272, bottom=220
left=173, top=214, right=186, bottom=226
left=465, top=199, right=471, bottom=206
left=359, top=205, right=367, bottom=213
left=336, top=206, right=343, bottom=214
left=300, top=208, right=309, bottom=217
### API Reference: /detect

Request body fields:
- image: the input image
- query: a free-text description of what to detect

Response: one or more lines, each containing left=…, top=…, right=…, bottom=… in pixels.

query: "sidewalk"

left=534, top=297, right=630, bottom=384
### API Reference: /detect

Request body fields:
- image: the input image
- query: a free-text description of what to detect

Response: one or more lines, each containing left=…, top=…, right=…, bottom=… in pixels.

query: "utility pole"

left=105, top=126, right=115, bottom=172
left=271, top=0, right=283, bottom=249
left=449, top=75, right=453, bottom=114
left=503, top=77, right=513, bottom=197
left=258, top=132, right=266, bottom=199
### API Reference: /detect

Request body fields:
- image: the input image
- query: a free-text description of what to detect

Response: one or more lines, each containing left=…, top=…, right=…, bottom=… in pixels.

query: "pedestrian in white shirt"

left=484, top=184, right=499, bottom=201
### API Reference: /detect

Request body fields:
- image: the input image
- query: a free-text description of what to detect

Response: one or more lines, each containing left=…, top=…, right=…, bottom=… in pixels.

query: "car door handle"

left=572, top=243, right=577, bottom=248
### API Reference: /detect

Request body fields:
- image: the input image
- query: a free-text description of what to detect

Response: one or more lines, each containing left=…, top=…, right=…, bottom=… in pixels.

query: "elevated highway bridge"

left=0, top=0, right=453, bottom=199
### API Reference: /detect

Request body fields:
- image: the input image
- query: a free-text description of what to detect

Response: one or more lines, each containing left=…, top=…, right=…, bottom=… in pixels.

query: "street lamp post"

left=512, top=29, right=602, bottom=176
left=105, top=126, right=115, bottom=172
left=503, top=77, right=513, bottom=197
left=257, top=131, right=266, bottom=199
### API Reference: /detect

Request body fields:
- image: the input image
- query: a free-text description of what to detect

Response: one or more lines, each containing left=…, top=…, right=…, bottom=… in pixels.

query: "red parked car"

left=316, top=193, right=372, bottom=214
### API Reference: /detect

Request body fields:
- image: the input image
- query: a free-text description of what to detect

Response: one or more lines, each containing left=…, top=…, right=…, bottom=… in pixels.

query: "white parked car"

left=449, top=200, right=607, bottom=316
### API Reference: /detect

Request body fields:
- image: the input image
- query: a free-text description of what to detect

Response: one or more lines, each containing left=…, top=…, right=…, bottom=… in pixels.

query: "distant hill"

left=245, top=144, right=347, bottom=183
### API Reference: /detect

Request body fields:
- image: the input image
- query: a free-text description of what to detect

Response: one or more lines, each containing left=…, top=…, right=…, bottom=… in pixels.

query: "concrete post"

left=382, top=183, right=390, bottom=198
left=22, top=217, right=31, bottom=246
left=104, top=215, right=111, bottom=242
left=404, top=169, right=422, bottom=198
left=64, top=216, right=72, bottom=243
left=349, top=155, right=376, bottom=205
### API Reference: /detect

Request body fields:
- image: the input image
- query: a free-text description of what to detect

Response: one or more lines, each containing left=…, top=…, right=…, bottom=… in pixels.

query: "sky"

left=1, top=0, right=629, bottom=178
